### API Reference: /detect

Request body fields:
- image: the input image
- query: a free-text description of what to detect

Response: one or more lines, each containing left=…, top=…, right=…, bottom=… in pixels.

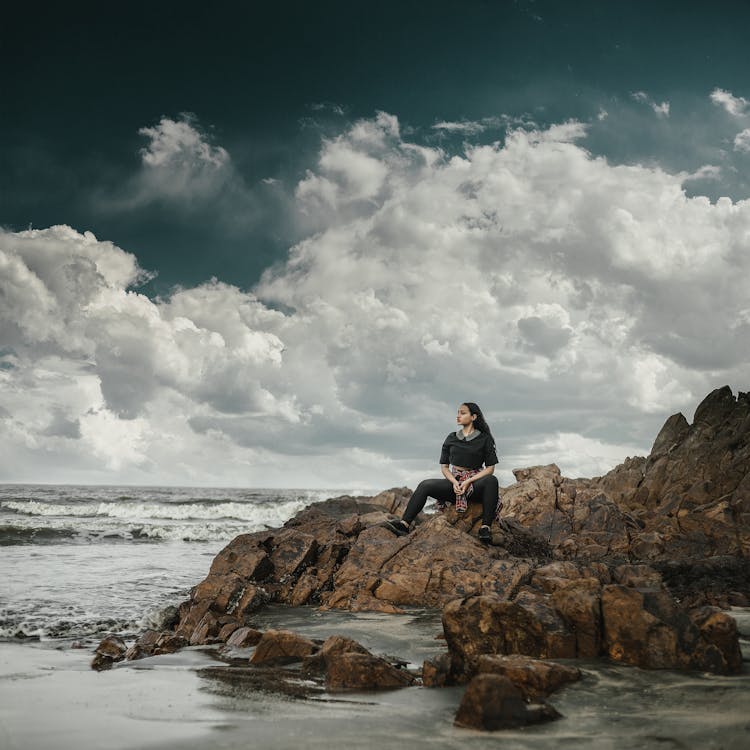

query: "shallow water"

left=2, top=606, right=748, bottom=750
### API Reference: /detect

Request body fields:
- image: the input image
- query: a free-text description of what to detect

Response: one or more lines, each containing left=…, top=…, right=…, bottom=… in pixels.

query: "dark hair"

left=462, top=402, right=495, bottom=445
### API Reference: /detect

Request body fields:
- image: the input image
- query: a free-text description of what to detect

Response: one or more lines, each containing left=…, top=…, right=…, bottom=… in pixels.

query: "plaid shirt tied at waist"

left=435, top=467, right=504, bottom=523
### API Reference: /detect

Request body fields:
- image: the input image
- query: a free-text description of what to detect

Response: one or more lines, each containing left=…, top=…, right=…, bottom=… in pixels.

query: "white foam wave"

left=1, top=498, right=311, bottom=523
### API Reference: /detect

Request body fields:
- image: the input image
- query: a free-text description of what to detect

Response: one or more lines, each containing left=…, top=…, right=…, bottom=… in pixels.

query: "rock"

left=422, top=652, right=453, bottom=687
left=474, top=654, right=581, bottom=701
left=688, top=606, right=743, bottom=675
left=324, top=652, right=415, bottom=690
left=190, top=611, right=223, bottom=645
left=453, top=674, right=561, bottom=731
left=612, top=564, right=662, bottom=589
left=250, top=629, right=318, bottom=665
left=442, top=595, right=576, bottom=679
left=91, top=635, right=127, bottom=671
left=301, top=635, right=371, bottom=676
left=153, top=633, right=188, bottom=654
left=124, top=629, right=162, bottom=661
left=549, top=577, right=602, bottom=657
left=601, top=584, right=742, bottom=673
left=225, top=626, right=263, bottom=648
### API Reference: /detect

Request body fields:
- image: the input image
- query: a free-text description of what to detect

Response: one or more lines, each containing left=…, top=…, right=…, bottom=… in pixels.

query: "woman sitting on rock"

left=387, top=402, right=501, bottom=543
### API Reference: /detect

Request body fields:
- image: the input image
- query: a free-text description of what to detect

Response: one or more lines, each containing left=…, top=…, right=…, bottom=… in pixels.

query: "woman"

left=387, top=402, right=501, bottom=543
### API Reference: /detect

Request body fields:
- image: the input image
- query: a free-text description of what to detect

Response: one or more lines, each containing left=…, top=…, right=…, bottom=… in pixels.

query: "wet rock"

left=474, top=654, right=581, bottom=701
left=442, top=595, right=576, bottom=678
left=153, top=632, right=188, bottom=654
left=324, top=652, right=415, bottom=690
left=453, top=674, right=561, bottom=730
left=549, top=577, right=603, bottom=657
left=250, top=629, right=318, bottom=665
left=301, top=635, right=371, bottom=676
left=612, top=564, right=663, bottom=589
left=689, top=606, right=743, bottom=675
left=601, top=584, right=742, bottom=673
left=91, top=635, right=127, bottom=671
left=224, top=626, right=263, bottom=648
left=124, top=629, right=161, bottom=660
left=422, top=652, right=453, bottom=687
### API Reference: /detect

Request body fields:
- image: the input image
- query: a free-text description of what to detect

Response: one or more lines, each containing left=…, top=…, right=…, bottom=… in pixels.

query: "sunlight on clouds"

left=2, top=111, right=750, bottom=484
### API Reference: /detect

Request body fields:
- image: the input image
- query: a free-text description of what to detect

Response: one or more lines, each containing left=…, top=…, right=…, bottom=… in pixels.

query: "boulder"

left=91, top=635, right=127, bottom=671
left=302, top=635, right=371, bottom=676
left=250, top=629, right=318, bottom=665
left=474, top=654, right=581, bottom=701
left=225, top=626, right=264, bottom=648
left=453, top=674, right=561, bottom=731
left=442, top=595, right=576, bottom=679
left=422, top=652, right=453, bottom=687
left=601, top=584, right=742, bottom=674
left=324, top=652, right=415, bottom=690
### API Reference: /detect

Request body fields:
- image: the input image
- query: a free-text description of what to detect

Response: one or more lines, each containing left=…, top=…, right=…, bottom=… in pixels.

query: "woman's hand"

left=457, top=479, right=473, bottom=494
left=452, top=480, right=462, bottom=494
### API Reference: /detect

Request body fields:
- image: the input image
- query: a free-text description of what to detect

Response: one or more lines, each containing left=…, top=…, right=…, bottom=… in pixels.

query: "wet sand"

left=2, top=607, right=749, bottom=750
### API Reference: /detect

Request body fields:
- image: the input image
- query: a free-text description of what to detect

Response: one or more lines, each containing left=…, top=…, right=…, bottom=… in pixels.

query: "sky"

left=1, top=0, right=749, bottom=489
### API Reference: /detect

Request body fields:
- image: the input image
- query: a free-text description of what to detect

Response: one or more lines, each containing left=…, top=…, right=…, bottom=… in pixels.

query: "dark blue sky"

left=3, top=0, right=749, bottom=295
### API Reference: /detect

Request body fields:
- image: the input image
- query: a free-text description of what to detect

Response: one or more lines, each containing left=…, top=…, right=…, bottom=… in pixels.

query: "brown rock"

left=153, top=633, right=188, bottom=654
left=474, top=654, right=581, bottom=700
left=612, top=564, right=663, bottom=589
left=250, top=629, right=318, bottom=665
left=208, top=538, right=273, bottom=581
left=601, top=584, right=742, bottom=673
left=442, top=595, right=576, bottom=679
left=190, top=610, right=222, bottom=645
left=302, top=635, right=371, bottom=676
left=422, top=652, right=452, bottom=687
left=550, top=577, right=602, bottom=657
left=225, top=626, right=264, bottom=648
left=91, top=635, right=127, bottom=671
left=453, top=674, right=561, bottom=731
left=689, top=606, right=743, bottom=674
left=324, top=652, right=415, bottom=690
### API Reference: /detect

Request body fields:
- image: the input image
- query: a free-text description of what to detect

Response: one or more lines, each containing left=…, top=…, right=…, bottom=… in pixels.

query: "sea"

left=1, top=483, right=749, bottom=750
left=0, top=483, right=360, bottom=641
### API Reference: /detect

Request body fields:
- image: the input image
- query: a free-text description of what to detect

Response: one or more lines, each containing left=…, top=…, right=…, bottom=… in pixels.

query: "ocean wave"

left=0, top=524, right=78, bottom=546
left=1, top=497, right=311, bottom=522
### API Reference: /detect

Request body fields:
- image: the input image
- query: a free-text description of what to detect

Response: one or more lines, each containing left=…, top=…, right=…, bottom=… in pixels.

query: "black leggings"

left=402, top=475, right=499, bottom=526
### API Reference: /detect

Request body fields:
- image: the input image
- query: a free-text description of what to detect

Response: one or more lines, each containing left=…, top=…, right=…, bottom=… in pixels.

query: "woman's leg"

left=402, top=478, right=456, bottom=524
left=471, top=474, right=500, bottom=526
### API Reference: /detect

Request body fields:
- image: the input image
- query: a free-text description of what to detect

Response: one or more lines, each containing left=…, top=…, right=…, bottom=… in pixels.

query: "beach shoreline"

left=2, top=606, right=749, bottom=750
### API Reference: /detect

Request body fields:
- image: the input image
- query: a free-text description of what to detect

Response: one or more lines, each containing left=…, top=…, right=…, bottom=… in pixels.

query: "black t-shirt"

left=439, top=430, right=498, bottom=470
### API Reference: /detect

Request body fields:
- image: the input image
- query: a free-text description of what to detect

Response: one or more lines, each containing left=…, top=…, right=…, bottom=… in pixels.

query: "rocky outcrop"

left=100, top=386, right=748, bottom=707
left=440, top=572, right=742, bottom=678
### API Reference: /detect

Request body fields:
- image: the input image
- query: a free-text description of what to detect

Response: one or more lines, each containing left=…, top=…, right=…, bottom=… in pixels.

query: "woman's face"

left=456, top=404, right=476, bottom=428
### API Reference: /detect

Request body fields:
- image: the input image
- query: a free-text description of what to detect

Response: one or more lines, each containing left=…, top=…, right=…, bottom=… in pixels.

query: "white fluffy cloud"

left=710, top=87, right=749, bottom=116
left=2, top=113, right=749, bottom=487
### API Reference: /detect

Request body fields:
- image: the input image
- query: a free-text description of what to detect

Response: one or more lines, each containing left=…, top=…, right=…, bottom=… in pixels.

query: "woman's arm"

left=441, top=464, right=462, bottom=493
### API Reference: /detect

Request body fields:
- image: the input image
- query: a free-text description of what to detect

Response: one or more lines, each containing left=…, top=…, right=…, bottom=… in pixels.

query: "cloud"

left=2, top=113, right=750, bottom=486
left=631, top=91, right=670, bottom=117
left=710, top=88, right=749, bottom=116
left=96, top=115, right=272, bottom=232
left=734, top=128, right=750, bottom=152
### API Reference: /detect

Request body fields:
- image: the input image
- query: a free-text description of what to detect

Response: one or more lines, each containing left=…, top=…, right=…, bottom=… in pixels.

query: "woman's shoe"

left=478, top=525, right=492, bottom=543
left=386, top=518, right=410, bottom=537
